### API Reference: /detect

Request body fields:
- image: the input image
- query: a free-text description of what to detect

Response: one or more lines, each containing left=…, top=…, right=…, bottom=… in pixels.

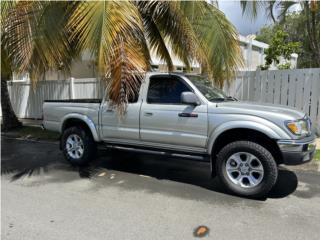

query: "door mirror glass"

left=181, top=92, right=199, bottom=105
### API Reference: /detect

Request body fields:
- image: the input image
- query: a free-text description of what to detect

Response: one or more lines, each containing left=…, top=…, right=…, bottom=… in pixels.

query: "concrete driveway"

left=1, top=137, right=320, bottom=240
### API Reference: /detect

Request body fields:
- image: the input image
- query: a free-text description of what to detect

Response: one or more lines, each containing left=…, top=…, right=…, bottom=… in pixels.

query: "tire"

left=216, top=141, right=278, bottom=198
left=61, top=126, right=97, bottom=166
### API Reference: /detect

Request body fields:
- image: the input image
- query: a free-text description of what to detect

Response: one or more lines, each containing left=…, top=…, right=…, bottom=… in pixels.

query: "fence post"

left=70, top=77, right=75, bottom=99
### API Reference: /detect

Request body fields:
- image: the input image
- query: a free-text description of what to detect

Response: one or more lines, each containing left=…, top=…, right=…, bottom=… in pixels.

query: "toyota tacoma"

left=43, top=72, right=316, bottom=197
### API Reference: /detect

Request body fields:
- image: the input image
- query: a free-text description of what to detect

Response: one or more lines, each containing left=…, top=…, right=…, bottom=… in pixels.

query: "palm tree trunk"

left=311, top=10, right=320, bottom=66
left=1, top=79, right=22, bottom=131
left=304, top=1, right=320, bottom=66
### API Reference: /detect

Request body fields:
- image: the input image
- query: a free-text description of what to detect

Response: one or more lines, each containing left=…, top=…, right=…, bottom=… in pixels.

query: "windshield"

left=186, top=75, right=232, bottom=102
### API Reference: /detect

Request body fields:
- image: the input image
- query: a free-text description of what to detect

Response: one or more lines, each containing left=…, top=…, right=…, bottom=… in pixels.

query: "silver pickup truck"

left=43, top=72, right=316, bottom=197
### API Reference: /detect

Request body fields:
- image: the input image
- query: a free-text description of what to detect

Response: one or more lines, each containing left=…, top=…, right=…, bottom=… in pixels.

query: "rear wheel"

left=216, top=141, right=278, bottom=198
left=61, top=126, right=96, bottom=166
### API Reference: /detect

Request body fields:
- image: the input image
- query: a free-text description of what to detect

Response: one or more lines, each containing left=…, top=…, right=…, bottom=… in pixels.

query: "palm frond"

left=240, top=0, right=264, bottom=20
left=193, top=2, right=243, bottom=86
left=68, top=1, right=150, bottom=111
left=141, top=8, right=173, bottom=71
left=240, top=0, right=278, bottom=22
left=107, top=36, right=148, bottom=114
left=277, top=1, right=299, bottom=23
left=265, top=1, right=277, bottom=23
left=1, top=0, right=17, bottom=24
left=3, top=1, right=72, bottom=85
left=139, top=8, right=174, bottom=71
left=137, top=1, right=208, bottom=71
left=3, top=0, right=243, bottom=113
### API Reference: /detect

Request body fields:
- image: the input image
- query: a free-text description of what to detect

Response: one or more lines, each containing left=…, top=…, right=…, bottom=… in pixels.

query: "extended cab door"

left=140, top=75, right=208, bottom=150
left=100, top=80, right=142, bottom=142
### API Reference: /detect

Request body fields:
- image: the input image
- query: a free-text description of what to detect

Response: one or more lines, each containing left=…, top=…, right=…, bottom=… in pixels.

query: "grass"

left=3, top=126, right=59, bottom=141
left=315, top=150, right=320, bottom=161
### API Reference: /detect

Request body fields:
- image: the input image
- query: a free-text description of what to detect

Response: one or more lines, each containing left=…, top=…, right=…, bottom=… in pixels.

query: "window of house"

left=147, top=76, right=191, bottom=104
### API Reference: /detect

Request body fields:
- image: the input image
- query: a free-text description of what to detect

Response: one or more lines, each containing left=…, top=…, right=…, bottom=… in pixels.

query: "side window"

left=127, top=76, right=142, bottom=103
left=105, top=76, right=142, bottom=103
left=147, top=76, right=191, bottom=104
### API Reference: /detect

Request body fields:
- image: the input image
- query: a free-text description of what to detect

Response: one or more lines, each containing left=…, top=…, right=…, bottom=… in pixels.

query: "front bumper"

left=277, top=135, right=316, bottom=165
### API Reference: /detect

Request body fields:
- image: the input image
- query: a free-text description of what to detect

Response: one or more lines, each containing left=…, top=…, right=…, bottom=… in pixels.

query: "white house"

left=12, top=34, right=298, bottom=81
left=238, top=34, right=298, bottom=71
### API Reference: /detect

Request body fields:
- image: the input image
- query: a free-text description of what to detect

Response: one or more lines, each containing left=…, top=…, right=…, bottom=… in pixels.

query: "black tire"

left=61, top=126, right=97, bottom=166
left=216, top=141, right=278, bottom=198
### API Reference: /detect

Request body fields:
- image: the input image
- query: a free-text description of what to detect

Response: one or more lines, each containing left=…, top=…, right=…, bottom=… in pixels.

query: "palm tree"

left=277, top=1, right=320, bottom=66
left=1, top=1, right=242, bottom=129
left=240, top=1, right=277, bottom=23
left=241, top=0, right=320, bottom=66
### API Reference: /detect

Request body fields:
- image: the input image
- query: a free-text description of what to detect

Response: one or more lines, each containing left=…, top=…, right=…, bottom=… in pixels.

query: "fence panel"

left=280, top=72, right=288, bottom=105
left=295, top=71, right=304, bottom=110
left=73, top=78, right=101, bottom=99
left=288, top=70, right=297, bottom=107
left=273, top=71, right=281, bottom=104
left=266, top=70, right=275, bottom=103
left=310, top=70, right=320, bottom=123
left=224, top=68, right=320, bottom=132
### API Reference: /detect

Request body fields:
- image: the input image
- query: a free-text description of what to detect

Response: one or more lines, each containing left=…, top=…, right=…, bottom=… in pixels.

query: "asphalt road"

left=1, top=137, right=320, bottom=240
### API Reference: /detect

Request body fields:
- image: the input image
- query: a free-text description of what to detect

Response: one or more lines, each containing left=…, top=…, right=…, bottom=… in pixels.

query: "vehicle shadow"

left=2, top=145, right=298, bottom=200
left=75, top=150, right=299, bottom=200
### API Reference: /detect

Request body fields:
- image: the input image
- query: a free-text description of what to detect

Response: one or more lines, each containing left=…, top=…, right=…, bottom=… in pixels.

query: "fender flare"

left=61, top=113, right=100, bottom=142
left=207, top=120, right=290, bottom=155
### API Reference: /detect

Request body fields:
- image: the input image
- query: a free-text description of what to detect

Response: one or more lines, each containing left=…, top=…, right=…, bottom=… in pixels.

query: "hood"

left=211, top=101, right=305, bottom=121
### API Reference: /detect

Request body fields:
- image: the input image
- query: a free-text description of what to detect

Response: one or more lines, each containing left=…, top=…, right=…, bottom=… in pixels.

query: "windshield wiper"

left=209, top=97, right=226, bottom=102
left=209, top=96, right=237, bottom=102
left=226, top=96, right=237, bottom=101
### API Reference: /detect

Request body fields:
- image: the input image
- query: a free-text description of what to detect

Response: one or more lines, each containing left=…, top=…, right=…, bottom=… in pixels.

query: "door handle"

left=105, top=109, right=114, bottom=112
left=144, top=112, right=153, bottom=116
left=178, top=112, right=198, bottom=118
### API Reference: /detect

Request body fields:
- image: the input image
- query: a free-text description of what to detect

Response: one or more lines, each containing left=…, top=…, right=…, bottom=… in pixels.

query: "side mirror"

left=181, top=92, right=199, bottom=106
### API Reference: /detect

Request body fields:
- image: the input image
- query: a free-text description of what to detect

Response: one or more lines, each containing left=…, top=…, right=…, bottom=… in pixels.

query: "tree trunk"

left=304, top=1, right=320, bottom=66
left=1, top=79, right=22, bottom=131
left=310, top=4, right=320, bottom=66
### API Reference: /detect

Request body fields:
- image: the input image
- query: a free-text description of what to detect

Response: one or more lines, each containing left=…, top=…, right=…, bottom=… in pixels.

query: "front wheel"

left=216, top=141, right=278, bottom=198
left=61, top=126, right=96, bottom=166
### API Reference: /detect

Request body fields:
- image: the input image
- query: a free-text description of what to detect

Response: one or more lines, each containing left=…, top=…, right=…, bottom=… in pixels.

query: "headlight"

left=286, top=119, right=309, bottom=136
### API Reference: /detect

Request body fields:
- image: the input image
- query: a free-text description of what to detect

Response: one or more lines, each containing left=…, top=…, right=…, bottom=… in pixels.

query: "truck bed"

left=43, top=99, right=101, bottom=134
left=44, top=99, right=102, bottom=104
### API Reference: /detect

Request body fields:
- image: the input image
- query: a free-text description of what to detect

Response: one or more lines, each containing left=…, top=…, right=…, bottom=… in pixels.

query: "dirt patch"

left=1, top=126, right=59, bottom=142
left=316, top=138, right=320, bottom=150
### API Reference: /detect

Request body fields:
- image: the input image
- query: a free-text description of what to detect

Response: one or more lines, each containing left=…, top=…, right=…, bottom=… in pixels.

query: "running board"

left=104, top=144, right=209, bottom=162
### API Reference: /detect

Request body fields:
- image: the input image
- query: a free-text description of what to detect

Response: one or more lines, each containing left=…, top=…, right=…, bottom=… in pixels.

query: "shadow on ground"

left=1, top=137, right=302, bottom=201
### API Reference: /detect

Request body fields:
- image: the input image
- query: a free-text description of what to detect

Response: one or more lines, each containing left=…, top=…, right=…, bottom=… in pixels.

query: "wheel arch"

left=61, top=114, right=100, bottom=142
left=209, top=127, right=283, bottom=165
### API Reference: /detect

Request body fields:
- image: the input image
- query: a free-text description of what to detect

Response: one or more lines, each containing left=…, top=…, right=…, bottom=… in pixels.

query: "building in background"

left=239, top=35, right=298, bottom=71
left=12, top=34, right=298, bottom=81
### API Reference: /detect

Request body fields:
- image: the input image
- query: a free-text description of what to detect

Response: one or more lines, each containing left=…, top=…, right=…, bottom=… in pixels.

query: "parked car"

left=43, top=72, right=316, bottom=197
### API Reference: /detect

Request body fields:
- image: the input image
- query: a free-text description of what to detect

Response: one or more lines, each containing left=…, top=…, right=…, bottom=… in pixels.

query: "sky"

left=218, top=0, right=273, bottom=36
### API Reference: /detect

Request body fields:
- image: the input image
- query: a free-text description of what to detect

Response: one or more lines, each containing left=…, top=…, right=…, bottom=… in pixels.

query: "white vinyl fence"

left=4, top=78, right=105, bottom=119
left=2, top=68, right=320, bottom=132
